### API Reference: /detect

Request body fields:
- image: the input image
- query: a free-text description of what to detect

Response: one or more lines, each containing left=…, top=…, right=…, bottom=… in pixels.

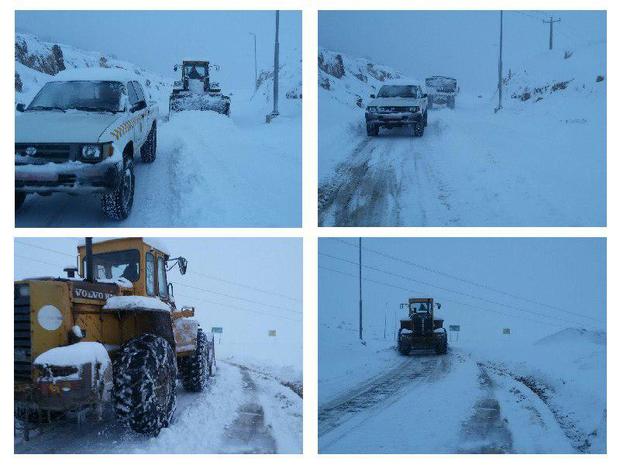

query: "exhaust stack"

left=85, top=237, right=95, bottom=282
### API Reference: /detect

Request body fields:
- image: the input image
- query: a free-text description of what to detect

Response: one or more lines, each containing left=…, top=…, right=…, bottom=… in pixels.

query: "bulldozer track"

left=318, top=356, right=440, bottom=437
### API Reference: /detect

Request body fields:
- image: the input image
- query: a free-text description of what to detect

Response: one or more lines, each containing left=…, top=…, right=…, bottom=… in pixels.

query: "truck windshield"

left=83, top=249, right=140, bottom=282
left=28, top=81, right=125, bottom=113
left=377, top=85, right=419, bottom=98
left=184, top=65, right=206, bottom=79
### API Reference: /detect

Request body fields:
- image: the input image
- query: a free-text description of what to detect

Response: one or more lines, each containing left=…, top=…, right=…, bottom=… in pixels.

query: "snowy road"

left=16, top=100, right=301, bottom=228
left=319, top=95, right=605, bottom=227
left=318, top=349, right=588, bottom=454
left=14, top=361, right=302, bottom=454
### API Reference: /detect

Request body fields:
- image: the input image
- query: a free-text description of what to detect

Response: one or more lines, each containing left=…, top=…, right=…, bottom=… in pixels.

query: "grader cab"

left=14, top=238, right=215, bottom=438
left=397, top=297, right=447, bottom=355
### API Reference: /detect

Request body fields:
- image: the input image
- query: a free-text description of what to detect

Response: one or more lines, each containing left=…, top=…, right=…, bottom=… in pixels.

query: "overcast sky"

left=319, top=238, right=606, bottom=344
left=15, top=237, right=302, bottom=368
left=16, top=10, right=301, bottom=90
left=319, top=10, right=606, bottom=92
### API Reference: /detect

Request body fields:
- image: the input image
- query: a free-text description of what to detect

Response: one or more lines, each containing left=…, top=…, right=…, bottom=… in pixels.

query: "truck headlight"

left=81, top=145, right=102, bottom=161
left=367, top=106, right=377, bottom=113
left=409, top=106, right=420, bottom=113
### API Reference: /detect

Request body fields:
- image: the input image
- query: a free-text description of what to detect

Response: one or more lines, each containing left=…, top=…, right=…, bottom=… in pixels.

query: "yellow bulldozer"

left=14, top=237, right=215, bottom=438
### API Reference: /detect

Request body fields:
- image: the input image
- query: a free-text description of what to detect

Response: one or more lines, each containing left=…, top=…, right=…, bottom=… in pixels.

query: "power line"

left=15, top=254, right=67, bottom=270
left=174, top=281, right=301, bottom=315
left=333, top=238, right=601, bottom=322
left=174, top=291, right=301, bottom=323
left=319, top=264, right=596, bottom=330
left=15, top=240, right=76, bottom=258
left=320, top=250, right=599, bottom=326
left=189, top=269, right=301, bottom=303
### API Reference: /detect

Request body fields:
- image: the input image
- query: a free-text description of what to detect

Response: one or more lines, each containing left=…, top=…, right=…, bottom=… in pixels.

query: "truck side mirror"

left=16, top=103, right=25, bottom=112
left=370, top=94, right=376, bottom=99
left=422, top=93, right=428, bottom=99
left=437, top=303, right=441, bottom=309
left=173, top=65, right=178, bottom=72
left=178, top=257, right=188, bottom=275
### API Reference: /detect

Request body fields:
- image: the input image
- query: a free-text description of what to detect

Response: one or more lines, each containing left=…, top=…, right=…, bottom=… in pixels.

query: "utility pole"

left=359, top=237, right=363, bottom=341
left=249, top=32, right=257, bottom=91
left=543, top=16, right=561, bottom=50
left=495, top=10, right=504, bottom=113
left=266, top=10, right=280, bottom=123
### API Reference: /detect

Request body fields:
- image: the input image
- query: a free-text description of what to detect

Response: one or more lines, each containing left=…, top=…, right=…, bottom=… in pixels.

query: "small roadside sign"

left=268, top=330, right=277, bottom=337
left=449, top=325, right=460, bottom=332
left=503, top=328, right=511, bottom=335
left=212, top=327, right=223, bottom=334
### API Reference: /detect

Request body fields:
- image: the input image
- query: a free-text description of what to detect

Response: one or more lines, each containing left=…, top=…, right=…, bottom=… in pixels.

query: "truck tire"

left=179, top=328, right=210, bottom=392
left=398, top=337, right=411, bottom=356
left=15, top=192, right=26, bottom=211
left=366, top=123, right=379, bottom=137
left=113, top=334, right=177, bottom=436
left=413, top=120, right=425, bottom=137
left=428, top=96, right=434, bottom=110
left=423, top=110, right=428, bottom=127
left=101, top=157, right=134, bottom=220
left=435, top=335, right=448, bottom=355
left=140, top=123, right=157, bottom=163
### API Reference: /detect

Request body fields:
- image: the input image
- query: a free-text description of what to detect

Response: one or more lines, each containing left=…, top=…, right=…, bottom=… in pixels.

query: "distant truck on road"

left=425, top=76, right=458, bottom=109
left=365, top=81, right=428, bottom=137
left=15, top=69, right=159, bottom=220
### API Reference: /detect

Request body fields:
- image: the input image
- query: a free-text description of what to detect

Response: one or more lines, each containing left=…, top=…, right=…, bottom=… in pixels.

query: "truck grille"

left=15, top=144, right=73, bottom=163
left=14, top=284, right=32, bottom=382
left=379, top=106, right=403, bottom=112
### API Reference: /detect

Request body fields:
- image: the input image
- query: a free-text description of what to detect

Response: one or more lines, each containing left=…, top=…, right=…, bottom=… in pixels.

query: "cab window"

left=146, top=252, right=155, bottom=296
left=158, top=256, right=168, bottom=299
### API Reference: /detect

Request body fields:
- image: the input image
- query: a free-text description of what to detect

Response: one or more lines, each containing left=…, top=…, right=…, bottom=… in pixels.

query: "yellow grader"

left=14, top=237, right=215, bottom=437
left=397, top=297, right=448, bottom=355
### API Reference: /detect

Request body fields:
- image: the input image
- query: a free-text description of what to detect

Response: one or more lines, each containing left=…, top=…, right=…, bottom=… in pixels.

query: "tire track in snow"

left=318, top=355, right=444, bottom=440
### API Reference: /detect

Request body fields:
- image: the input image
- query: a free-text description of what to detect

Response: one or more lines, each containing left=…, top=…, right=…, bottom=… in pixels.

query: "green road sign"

left=212, top=327, right=223, bottom=334
left=449, top=325, right=460, bottom=332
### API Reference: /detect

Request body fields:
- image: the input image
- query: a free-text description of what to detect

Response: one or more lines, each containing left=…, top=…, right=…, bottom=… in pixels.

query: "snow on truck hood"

left=368, top=97, right=423, bottom=107
left=15, top=110, right=120, bottom=143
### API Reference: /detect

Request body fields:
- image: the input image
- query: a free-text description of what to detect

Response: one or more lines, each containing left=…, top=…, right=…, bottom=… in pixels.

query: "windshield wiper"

left=28, top=105, right=66, bottom=112
left=72, top=106, right=117, bottom=113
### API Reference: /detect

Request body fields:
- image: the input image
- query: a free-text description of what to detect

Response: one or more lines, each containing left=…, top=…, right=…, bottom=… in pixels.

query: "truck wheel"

left=140, top=123, right=157, bottom=163
left=428, top=96, right=433, bottom=110
left=366, top=124, right=379, bottom=137
left=15, top=192, right=26, bottom=211
left=413, top=121, right=425, bottom=137
left=101, top=157, right=134, bottom=220
left=113, top=334, right=177, bottom=436
left=398, top=337, right=411, bottom=356
left=435, top=336, right=448, bottom=355
left=180, top=328, right=209, bottom=392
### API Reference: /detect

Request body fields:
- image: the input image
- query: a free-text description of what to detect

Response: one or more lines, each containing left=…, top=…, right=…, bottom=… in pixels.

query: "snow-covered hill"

left=15, top=32, right=172, bottom=110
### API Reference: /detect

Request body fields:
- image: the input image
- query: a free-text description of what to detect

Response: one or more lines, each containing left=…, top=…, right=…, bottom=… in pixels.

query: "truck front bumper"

left=15, top=159, right=123, bottom=195
left=365, top=111, right=423, bottom=128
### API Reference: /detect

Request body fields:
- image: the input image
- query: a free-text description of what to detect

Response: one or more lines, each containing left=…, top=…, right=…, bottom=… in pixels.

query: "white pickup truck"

left=15, top=69, right=159, bottom=220
left=364, top=81, right=428, bottom=137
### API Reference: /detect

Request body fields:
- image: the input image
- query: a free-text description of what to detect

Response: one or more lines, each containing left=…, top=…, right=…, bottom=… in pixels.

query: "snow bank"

left=103, top=296, right=171, bottom=312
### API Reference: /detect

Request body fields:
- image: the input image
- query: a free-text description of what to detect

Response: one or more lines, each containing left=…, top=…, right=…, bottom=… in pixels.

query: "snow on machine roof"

left=50, top=67, right=136, bottom=83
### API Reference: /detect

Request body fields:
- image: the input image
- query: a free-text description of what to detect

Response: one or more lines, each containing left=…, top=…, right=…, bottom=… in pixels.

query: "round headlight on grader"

left=14, top=238, right=215, bottom=439
left=397, top=297, right=448, bottom=356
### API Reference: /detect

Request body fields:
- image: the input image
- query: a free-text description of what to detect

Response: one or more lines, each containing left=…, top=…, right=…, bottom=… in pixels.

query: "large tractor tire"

left=435, top=334, right=448, bottom=355
left=15, top=192, right=26, bottom=211
left=397, top=335, right=411, bottom=356
left=140, top=123, right=157, bottom=163
left=179, top=328, right=210, bottom=392
left=113, top=334, right=177, bottom=436
left=101, top=156, right=134, bottom=221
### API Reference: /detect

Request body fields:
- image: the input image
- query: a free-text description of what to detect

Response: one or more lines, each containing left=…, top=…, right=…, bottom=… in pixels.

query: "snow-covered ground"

left=15, top=32, right=301, bottom=227
left=318, top=42, right=606, bottom=226
left=318, top=238, right=606, bottom=454
left=15, top=357, right=302, bottom=454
